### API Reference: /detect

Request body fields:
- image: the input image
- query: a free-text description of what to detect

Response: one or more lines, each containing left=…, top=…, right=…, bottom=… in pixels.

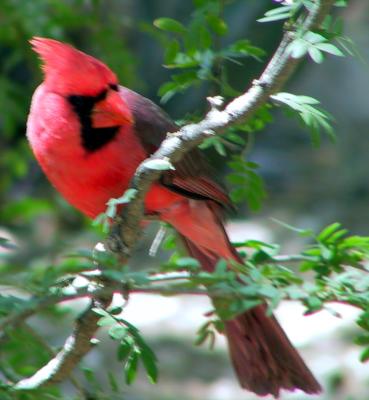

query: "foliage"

left=93, top=307, right=158, bottom=385
left=226, top=156, right=267, bottom=210
left=271, top=92, right=335, bottom=146
left=4, top=221, right=369, bottom=398
left=0, top=0, right=367, bottom=399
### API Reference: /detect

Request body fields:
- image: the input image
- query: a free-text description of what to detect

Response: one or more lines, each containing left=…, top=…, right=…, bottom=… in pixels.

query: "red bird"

left=27, top=38, right=321, bottom=397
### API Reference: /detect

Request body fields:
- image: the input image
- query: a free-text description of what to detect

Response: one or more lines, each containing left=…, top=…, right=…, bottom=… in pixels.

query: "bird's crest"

left=30, top=37, right=117, bottom=95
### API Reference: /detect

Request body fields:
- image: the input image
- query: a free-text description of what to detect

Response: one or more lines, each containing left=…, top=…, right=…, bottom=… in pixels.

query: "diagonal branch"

left=18, top=323, right=88, bottom=397
left=107, top=0, right=336, bottom=258
left=14, top=295, right=111, bottom=390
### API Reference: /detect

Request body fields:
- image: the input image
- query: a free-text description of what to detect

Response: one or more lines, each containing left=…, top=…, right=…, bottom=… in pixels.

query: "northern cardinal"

left=27, top=37, right=321, bottom=397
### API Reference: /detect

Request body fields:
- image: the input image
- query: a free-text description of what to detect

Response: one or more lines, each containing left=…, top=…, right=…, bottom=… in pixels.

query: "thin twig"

left=0, top=290, right=93, bottom=333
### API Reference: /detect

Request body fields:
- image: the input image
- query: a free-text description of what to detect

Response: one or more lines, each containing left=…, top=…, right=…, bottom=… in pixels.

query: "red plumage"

left=27, top=38, right=321, bottom=397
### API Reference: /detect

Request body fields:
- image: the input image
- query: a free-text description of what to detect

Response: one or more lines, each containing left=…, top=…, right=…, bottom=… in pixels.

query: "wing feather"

left=119, top=86, right=231, bottom=207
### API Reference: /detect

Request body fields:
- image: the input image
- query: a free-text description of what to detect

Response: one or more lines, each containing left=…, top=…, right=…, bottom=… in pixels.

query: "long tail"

left=161, top=199, right=321, bottom=397
left=182, top=237, right=321, bottom=397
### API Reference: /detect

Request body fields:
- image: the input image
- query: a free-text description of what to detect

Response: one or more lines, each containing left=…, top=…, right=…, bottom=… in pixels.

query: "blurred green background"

left=1, top=0, right=369, bottom=399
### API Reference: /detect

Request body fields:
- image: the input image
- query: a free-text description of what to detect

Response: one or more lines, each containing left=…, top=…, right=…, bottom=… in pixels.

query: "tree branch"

left=107, top=0, right=336, bottom=258
left=18, top=323, right=88, bottom=397
left=14, top=295, right=111, bottom=390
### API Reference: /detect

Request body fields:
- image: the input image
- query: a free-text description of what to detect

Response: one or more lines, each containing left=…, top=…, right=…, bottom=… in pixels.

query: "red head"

left=30, top=37, right=132, bottom=128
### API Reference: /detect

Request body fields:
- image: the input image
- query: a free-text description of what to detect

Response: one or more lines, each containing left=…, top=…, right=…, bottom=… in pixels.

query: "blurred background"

left=1, top=0, right=369, bottom=399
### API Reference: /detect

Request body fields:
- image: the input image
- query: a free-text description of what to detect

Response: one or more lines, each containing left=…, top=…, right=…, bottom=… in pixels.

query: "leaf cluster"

left=93, top=307, right=158, bottom=385
left=153, top=2, right=265, bottom=103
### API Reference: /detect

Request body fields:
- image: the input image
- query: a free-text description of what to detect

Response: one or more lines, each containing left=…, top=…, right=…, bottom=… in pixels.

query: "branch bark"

left=11, top=0, right=336, bottom=392
left=107, top=0, right=336, bottom=258
left=14, top=296, right=111, bottom=390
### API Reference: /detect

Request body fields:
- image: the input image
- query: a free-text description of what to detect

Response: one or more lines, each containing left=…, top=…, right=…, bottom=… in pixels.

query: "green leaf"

left=195, top=328, right=215, bottom=347
left=176, top=257, right=201, bottom=270
left=287, top=39, right=309, bottom=58
left=164, top=39, right=180, bottom=64
left=93, top=212, right=110, bottom=232
left=285, top=287, right=307, bottom=300
left=262, top=5, right=293, bottom=17
left=227, top=173, right=247, bottom=185
left=109, top=325, right=127, bottom=340
left=315, top=42, right=344, bottom=56
left=109, top=306, right=124, bottom=315
left=305, top=296, right=323, bottom=313
left=194, top=0, right=207, bottom=7
left=118, top=340, right=133, bottom=361
left=173, top=71, right=198, bottom=84
left=258, top=285, right=279, bottom=299
left=107, top=188, right=138, bottom=206
left=0, top=295, right=30, bottom=317
left=318, top=223, right=342, bottom=242
left=83, top=368, right=97, bottom=384
left=124, top=351, right=139, bottom=384
left=107, top=371, right=120, bottom=393
left=227, top=156, right=266, bottom=210
left=117, top=318, right=159, bottom=384
left=198, top=27, right=212, bottom=49
left=206, top=15, right=228, bottom=36
left=308, top=47, right=324, bottom=63
left=140, top=346, right=158, bottom=384
left=230, top=187, right=247, bottom=204
left=239, top=299, right=263, bottom=312
left=355, top=335, right=369, bottom=346
left=97, top=316, right=116, bottom=327
left=320, top=245, right=333, bottom=261
left=92, top=307, right=110, bottom=317
left=154, top=18, right=186, bottom=34
left=158, top=81, right=179, bottom=103
left=213, top=139, right=226, bottom=156
left=169, top=53, right=199, bottom=69
left=258, top=12, right=292, bottom=23
left=215, top=259, right=228, bottom=274
left=272, top=92, right=335, bottom=144
left=360, top=347, right=369, bottom=362
left=271, top=218, right=314, bottom=237
left=225, top=133, right=246, bottom=145
left=303, top=31, right=326, bottom=44
left=226, top=39, right=265, bottom=60
left=145, top=158, right=175, bottom=171
left=357, top=312, right=369, bottom=330
left=258, top=5, right=293, bottom=23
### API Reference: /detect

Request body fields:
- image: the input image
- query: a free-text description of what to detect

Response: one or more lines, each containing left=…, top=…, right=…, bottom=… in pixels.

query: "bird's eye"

left=68, top=95, right=95, bottom=111
left=109, top=83, right=119, bottom=91
left=95, top=89, right=108, bottom=102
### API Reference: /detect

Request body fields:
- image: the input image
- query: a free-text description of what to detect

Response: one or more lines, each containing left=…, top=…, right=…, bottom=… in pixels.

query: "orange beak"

left=91, top=90, right=133, bottom=128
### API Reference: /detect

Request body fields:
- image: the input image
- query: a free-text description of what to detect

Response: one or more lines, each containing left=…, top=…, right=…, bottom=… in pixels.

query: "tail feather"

left=181, top=236, right=321, bottom=397
left=225, top=309, right=321, bottom=397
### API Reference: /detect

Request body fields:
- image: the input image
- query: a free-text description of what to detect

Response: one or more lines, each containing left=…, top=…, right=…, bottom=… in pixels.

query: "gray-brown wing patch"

left=119, top=86, right=230, bottom=206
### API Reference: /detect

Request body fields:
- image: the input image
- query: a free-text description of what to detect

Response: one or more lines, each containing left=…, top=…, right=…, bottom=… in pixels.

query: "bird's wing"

left=119, top=86, right=230, bottom=206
